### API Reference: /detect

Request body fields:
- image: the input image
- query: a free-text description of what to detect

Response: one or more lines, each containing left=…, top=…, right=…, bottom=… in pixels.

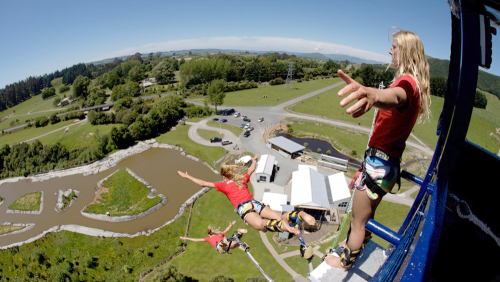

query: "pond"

left=0, top=147, right=220, bottom=247
left=277, top=133, right=362, bottom=167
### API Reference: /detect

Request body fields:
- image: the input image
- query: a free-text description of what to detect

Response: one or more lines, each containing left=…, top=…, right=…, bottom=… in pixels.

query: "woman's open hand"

left=337, top=69, right=376, bottom=118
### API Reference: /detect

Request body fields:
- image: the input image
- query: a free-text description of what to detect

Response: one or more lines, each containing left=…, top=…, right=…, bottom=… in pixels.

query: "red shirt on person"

left=368, top=75, right=421, bottom=158
left=214, top=173, right=253, bottom=209
left=204, top=233, right=225, bottom=249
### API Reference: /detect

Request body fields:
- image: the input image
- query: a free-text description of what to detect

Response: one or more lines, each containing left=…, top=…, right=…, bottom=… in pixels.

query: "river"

left=0, top=147, right=220, bottom=247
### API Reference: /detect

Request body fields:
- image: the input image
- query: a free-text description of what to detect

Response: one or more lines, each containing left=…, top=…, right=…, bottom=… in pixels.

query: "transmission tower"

left=284, top=61, right=295, bottom=91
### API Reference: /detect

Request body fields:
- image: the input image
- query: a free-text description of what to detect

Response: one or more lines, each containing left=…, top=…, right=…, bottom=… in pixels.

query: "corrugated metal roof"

left=267, top=136, right=305, bottom=153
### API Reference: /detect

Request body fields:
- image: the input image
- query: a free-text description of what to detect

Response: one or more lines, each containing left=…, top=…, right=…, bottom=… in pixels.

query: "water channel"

left=0, top=147, right=220, bottom=247
left=277, top=133, right=362, bottom=167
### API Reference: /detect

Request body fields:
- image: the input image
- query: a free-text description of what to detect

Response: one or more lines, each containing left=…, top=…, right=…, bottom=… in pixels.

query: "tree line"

left=0, top=95, right=185, bottom=179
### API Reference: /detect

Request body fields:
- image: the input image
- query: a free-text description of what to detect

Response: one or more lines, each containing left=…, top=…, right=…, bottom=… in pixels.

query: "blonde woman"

left=180, top=221, right=247, bottom=254
left=324, top=29, right=430, bottom=269
left=178, top=154, right=315, bottom=235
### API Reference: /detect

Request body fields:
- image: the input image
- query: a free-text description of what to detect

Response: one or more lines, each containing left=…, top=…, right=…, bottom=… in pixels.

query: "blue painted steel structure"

left=351, top=0, right=500, bottom=281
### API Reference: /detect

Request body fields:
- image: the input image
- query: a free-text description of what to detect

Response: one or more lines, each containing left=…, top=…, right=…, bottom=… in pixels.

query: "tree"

left=152, top=61, right=175, bottom=84
left=72, top=75, right=91, bottom=98
left=128, top=65, right=144, bottom=82
left=107, top=73, right=121, bottom=89
left=41, top=87, right=56, bottom=99
left=473, top=90, right=488, bottom=109
left=207, top=79, right=226, bottom=113
left=430, top=76, right=447, bottom=97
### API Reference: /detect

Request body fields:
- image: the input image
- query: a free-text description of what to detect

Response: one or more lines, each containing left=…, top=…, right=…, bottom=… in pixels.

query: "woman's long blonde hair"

left=390, top=30, right=431, bottom=123
left=207, top=225, right=224, bottom=236
left=219, top=154, right=247, bottom=188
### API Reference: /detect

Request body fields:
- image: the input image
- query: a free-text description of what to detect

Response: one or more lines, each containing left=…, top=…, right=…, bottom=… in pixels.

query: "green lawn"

left=83, top=168, right=162, bottom=216
left=187, top=77, right=342, bottom=107
left=8, top=191, right=42, bottom=211
left=197, top=128, right=224, bottom=141
left=156, top=124, right=227, bottom=169
left=152, top=184, right=292, bottom=282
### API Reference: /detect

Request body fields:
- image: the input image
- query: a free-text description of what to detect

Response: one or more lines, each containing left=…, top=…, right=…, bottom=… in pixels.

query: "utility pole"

left=284, top=62, right=295, bottom=91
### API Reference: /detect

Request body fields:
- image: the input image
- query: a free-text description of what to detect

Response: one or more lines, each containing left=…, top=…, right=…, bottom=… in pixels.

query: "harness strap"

left=363, top=148, right=402, bottom=197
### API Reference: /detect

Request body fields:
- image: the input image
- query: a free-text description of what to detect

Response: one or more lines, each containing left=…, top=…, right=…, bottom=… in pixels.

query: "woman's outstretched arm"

left=247, top=154, right=259, bottom=176
left=337, top=69, right=408, bottom=118
left=177, top=171, right=216, bottom=188
left=179, top=236, right=205, bottom=242
left=222, top=221, right=236, bottom=234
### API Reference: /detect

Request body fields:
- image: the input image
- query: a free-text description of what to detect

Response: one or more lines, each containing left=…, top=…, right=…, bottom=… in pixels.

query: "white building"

left=255, top=154, right=277, bottom=183
left=290, top=165, right=351, bottom=223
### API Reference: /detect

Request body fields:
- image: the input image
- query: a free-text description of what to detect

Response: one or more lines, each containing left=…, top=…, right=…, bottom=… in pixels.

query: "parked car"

left=210, top=137, right=222, bottom=143
left=241, top=115, right=247, bottom=119
left=212, top=117, right=219, bottom=121
left=258, top=117, right=264, bottom=122
left=219, top=108, right=235, bottom=116
left=234, top=112, right=240, bottom=117
left=221, top=140, right=232, bottom=145
left=243, top=131, right=250, bottom=137
left=243, top=117, right=251, bottom=122
left=244, top=123, right=250, bottom=129
left=240, top=123, right=246, bottom=128
left=248, top=126, right=254, bottom=131
left=220, top=119, right=227, bottom=123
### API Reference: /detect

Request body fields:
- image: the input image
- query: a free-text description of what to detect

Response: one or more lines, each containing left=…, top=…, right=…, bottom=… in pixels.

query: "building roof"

left=290, top=167, right=330, bottom=210
left=256, top=154, right=276, bottom=176
left=262, top=192, right=288, bottom=213
left=327, top=172, right=351, bottom=202
left=267, top=136, right=305, bottom=153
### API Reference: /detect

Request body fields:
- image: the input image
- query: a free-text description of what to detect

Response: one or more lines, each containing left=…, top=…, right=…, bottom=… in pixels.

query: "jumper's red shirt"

left=204, top=233, right=225, bottom=249
left=214, top=173, right=253, bottom=208
left=368, top=75, right=421, bottom=158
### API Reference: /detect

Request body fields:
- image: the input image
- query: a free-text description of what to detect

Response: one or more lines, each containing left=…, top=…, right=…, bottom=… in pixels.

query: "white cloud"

left=91, top=36, right=391, bottom=63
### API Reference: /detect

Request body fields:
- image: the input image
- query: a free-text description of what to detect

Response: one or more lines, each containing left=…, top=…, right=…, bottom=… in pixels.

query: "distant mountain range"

left=89, top=49, right=387, bottom=66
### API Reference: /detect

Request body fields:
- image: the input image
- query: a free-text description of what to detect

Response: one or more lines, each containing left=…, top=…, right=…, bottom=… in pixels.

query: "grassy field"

left=156, top=124, right=227, bottom=169
left=150, top=184, right=293, bottom=282
left=186, top=77, right=342, bottom=107
left=8, top=191, right=42, bottom=211
left=83, top=168, right=162, bottom=216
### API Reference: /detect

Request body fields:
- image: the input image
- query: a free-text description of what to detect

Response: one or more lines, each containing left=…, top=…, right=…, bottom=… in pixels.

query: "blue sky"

left=1, top=0, right=499, bottom=88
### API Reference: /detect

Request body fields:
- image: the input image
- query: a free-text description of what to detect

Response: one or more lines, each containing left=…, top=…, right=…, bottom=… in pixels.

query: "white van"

left=234, top=112, right=240, bottom=117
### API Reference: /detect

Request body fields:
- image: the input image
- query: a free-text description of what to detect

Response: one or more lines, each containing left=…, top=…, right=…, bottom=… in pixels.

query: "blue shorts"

left=237, top=200, right=266, bottom=221
left=354, top=156, right=399, bottom=200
